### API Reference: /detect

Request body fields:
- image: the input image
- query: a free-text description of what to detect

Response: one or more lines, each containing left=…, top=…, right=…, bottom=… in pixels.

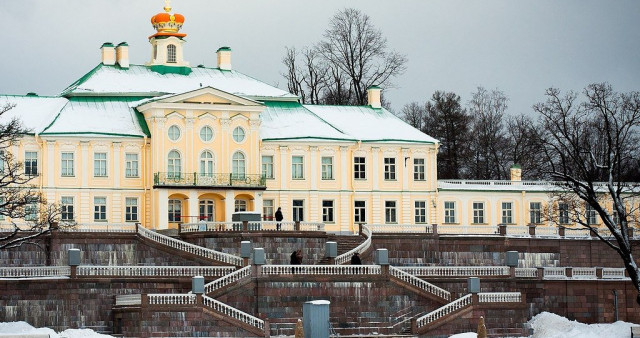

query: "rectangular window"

left=94, top=197, right=107, bottom=221
left=291, top=156, right=304, bottom=179
left=25, top=198, right=39, bottom=222
left=94, top=152, right=107, bottom=177
left=501, top=202, right=513, bottom=224
left=61, top=152, right=74, bottom=177
left=168, top=199, right=182, bottom=223
left=61, top=196, right=74, bottom=221
left=354, top=157, right=366, bottom=179
left=444, top=201, right=456, bottom=224
left=261, top=156, right=274, bottom=179
left=354, top=200, right=366, bottom=224
left=321, top=157, right=333, bottom=180
left=558, top=203, right=569, bottom=224
left=530, top=202, right=541, bottom=224
left=125, top=197, right=138, bottom=222
left=586, top=204, right=597, bottom=225
left=263, top=199, right=274, bottom=221
left=292, top=199, right=304, bottom=222
left=24, top=151, right=38, bottom=176
left=414, top=201, right=427, bottom=224
left=384, top=157, right=396, bottom=180
left=414, top=158, right=425, bottom=181
left=125, top=153, right=139, bottom=178
left=473, top=202, right=485, bottom=224
left=385, top=201, right=397, bottom=224
left=322, top=200, right=334, bottom=223
left=235, top=200, right=247, bottom=212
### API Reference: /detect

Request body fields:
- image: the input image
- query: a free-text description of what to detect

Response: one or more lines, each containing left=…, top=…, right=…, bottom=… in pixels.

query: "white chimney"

left=217, top=46, right=232, bottom=71
left=100, top=42, right=116, bottom=66
left=367, top=85, right=381, bottom=109
left=510, top=164, right=522, bottom=181
left=116, top=42, right=129, bottom=68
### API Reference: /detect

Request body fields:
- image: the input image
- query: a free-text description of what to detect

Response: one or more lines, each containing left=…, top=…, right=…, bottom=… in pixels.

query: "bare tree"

left=534, top=83, right=640, bottom=305
left=401, top=102, right=427, bottom=131
left=505, top=114, right=545, bottom=179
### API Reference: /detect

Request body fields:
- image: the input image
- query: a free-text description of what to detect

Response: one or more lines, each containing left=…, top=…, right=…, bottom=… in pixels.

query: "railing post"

left=325, top=242, right=337, bottom=265
left=627, top=227, right=635, bottom=239
left=528, top=224, right=536, bottom=237
left=558, top=226, right=566, bottom=238
left=192, top=276, right=204, bottom=305
left=375, top=249, right=389, bottom=276
left=590, top=228, right=598, bottom=239
left=566, top=267, right=573, bottom=279
left=141, top=294, right=148, bottom=308
left=499, top=223, right=507, bottom=236
left=68, top=248, right=80, bottom=279
left=193, top=172, right=197, bottom=186
left=241, top=241, right=251, bottom=267
left=411, top=318, right=417, bottom=335
left=506, top=251, right=518, bottom=278
left=358, top=223, right=363, bottom=235
left=264, top=319, right=270, bottom=338
left=243, top=220, right=249, bottom=232
left=432, top=224, right=438, bottom=236
left=537, top=267, right=545, bottom=280
left=294, top=221, right=300, bottom=231
left=596, top=267, right=604, bottom=279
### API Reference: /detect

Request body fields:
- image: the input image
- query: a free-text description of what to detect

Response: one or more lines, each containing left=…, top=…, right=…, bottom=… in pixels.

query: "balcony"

left=153, top=172, right=266, bottom=189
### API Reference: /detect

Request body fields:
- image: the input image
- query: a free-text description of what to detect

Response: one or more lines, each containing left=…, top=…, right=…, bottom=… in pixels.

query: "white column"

left=309, top=146, right=318, bottom=191
left=279, top=146, right=289, bottom=190
left=371, top=147, right=379, bottom=190
left=402, top=148, right=409, bottom=191
left=340, top=192, right=350, bottom=233
left=185, top=115, right=194, bottom=173
left=158, top=189, right=169, bottom=230
left=47, top=140, right=55, bottom=187
left=81, top=141, right=89, bottom=188
left=113, top=142, right=121, bottom=188
left=340, top=146, right=349, bottom=190
left=402, top=148, right=411, bottom=224
left=254, top=192, right=263, bottom=214
left=188, top=190, right=199, bottom=222
left=225, top=190, right=235, bottom=222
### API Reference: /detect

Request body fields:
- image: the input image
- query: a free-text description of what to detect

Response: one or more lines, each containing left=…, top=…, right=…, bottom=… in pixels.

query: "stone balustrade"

left=180, top=221, right=324, bottom=233
left=514, top=268, right=538, bottom=278
left=261, top=264, right=381, bottom=275
left=115, top=294, right=142, bottom=306
left=0, top=266, right=70, bottom=278
left=478, top=292, right=521, bottom=303
left=398, top=266, right=510, bottom=277
left=77, top=265, right=235, bottom=277
left=335, top=224, right=372, bottom=265
left=389, top=266, right=451, bottom=301
left=204, top=266, right=251, bottom=294
left=416, top=294, right=472, bottom=327
left=60, top=223, right=137, bottom=233
left=203, top=295, right=265, bottom=330
left=148, top=293, right=196, bottom=305
left=368, top=223, right=434, bottom=233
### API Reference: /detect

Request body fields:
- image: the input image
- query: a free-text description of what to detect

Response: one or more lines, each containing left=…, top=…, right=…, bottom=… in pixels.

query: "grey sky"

left=1, top=0, right=639, bottom=116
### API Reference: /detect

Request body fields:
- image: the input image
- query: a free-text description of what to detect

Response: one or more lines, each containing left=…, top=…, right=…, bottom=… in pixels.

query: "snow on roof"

left=303, top=105, right=438, bottom=144
left=63, top=64, right=297, bottom=100
left=41, top=97, right=148, bottom=138
left=260, top=101, right=352, bottom=141
left=0, top=96, right=68, bottom=134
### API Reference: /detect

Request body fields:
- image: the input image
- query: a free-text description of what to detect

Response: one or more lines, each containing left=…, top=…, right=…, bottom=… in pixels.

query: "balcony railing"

left=154, top=172, right=266, bottom=188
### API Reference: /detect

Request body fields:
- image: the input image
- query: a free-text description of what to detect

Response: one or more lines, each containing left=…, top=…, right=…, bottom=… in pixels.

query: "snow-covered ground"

left=449, top=311, right=639, bottom=338
left=0, top=322, right=113, bottom=338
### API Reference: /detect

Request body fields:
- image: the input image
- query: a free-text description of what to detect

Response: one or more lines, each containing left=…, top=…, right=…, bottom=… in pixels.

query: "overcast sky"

left=1, top=0, right=639, bottom=116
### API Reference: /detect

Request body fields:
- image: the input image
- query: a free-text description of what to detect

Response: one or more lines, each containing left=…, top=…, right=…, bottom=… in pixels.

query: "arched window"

left=167, top=44, right=177, bottom=63
left=168, top=199, right=182, bottom=223
left=168, top=150, right=181, bottom=178
left=200, top=151, right=214, bottom=176
left=232, top=152, right=245, bottom=179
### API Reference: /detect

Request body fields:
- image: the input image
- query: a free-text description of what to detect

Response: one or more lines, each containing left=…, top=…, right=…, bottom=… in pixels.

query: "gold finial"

left=163, top=0, right=172, bottom=13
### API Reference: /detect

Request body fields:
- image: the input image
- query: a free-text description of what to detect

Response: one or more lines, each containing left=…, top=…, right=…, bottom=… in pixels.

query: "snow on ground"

left=0, top=322, right=112, bottom=337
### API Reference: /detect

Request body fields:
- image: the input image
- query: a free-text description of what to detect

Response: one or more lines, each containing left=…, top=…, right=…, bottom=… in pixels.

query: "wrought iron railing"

left=154, top=172, right=266, bottom=188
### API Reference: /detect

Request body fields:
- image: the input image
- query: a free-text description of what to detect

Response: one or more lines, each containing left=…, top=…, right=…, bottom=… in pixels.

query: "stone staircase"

left=317, top=234, right=366, bottom=264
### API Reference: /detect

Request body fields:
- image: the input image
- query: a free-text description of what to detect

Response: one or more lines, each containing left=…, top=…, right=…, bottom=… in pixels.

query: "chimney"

left=367, top=85, right=381, bottom=109
left=217, top=46, right=232, bottom=71
left=510, top=164, right=522, bottom=181
left=116, top=42, right=129, bottom=68
left=100, top=42, right=116, bottom=65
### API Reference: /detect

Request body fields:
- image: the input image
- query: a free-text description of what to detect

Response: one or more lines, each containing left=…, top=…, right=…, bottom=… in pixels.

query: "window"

left=501, top=202, right=513, bottom=224
left=385, top=201, right=397, bottom=223
left=586, top=204, right=597, bottom=225
left=321, top=157, right=333, bottom=180
left=322, top=200, right=334, bottom=223
left=232, top=126, right=245, bottom=143
left=415, top=201, right=427, bottom=224
left=125, top=197, right=138, bottom=222
left=235, top=199, right=247, bottom=212
left=354, top=157, right=366, bottom=179
left=199, top=200, right=214, bottom=221
left=200, top=151, right=214, bottom=176
left=25, top=198, right=39, bottom=222
left=613, top=210, right=619, bottom=225
left=200, top=126, right=214, bottom=142
left=444, top=201, right=456, bottom=224
left=168, top=199, right=182, bottom=222
left=354, top=200, right=366, bottom=223
left=473, top=202, right=485, bottom=224
left=263, top=200, right=274, bottom=221
left=167, top=44, right=176, bottom=63
left=414, top=158, right=425, bottom=181
left=262, top=156, right=274, bottom=179
left=94, top=152, right=107, bottom=177
left=291, top=156, right=304, bottom=179
left=24, top=151, right=37, bottom=176
left=61, top=152, right=74, bottom=177
left=168, top=150, right=182, bottom=178
left=125, top=153, right=139, bottom=178
left=292, top=200, right=304, bottom=221
left=94, top=197, right=107, bottom=221
left=232, top=152, right=245, bottom=179
left=61, top=196, right=74, bottom=221
left=168, top=125, right=181, bottom=141
left=384, top=158, right=396, bottom=180
left=530, top=202, right=541, bottom=224
left=558, top=203, right=569, bottom=224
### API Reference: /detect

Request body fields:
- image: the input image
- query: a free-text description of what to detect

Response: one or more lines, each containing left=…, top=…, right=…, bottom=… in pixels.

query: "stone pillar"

left=432, top=224, right=438, bottom=236
left=325, top=242, right=337, bottom=265
left=188, top=190, right=199, bottom=224
left=566, top=267, right=573, bottom=278
left=252, top=248, right=266, bottom=277
left=192, top=276, right=204, bottom=305
left=528, top=224, right=536, bottom=237
left=225, top=190, right=235, bottom=223
left=158, top=189, right=169, bottom=230
left=506, top=251, right=519, bottom=278
left=68, top=248, right=81, bottom=279
left=468, top=277, right=480, bottom=304
left=375, top=249, right=389, bottom=275
left=558, top=226, right=566, bottom=238
left=499, top=223, right=507, bottom=236
left=241, top=241, right=251, bottom=267
left=294, top=221, right=300, bottom=231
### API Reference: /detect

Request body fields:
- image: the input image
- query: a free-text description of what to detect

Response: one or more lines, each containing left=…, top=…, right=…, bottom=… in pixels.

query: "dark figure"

left=290, top=249, right=303, bottom=273
left=275, top=207, right=283, bottom=231
left=351, top=252, right=362, bottom=265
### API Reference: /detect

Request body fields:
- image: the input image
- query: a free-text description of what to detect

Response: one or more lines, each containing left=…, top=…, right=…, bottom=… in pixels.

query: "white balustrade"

left=60, top=223, right=137, bottom=233
left=204, top=266, right=252, bottom=294
left=563, top=228, right=592, bottom=238
left=261, top=264, right=381, bottom=276
left=0, top=266, right=70, bottom=278
left=203, top=295, right=264, bottom=330
left=506, top=226, right=530, bottom=237
left=368, top=224, right=433, bottom=233
left=572, top=267, right=597, bottom=279
left=543, top=267, right=567, bottom=279
left=535, top=226, right=560, bottom=237
left=478, top=292, right=521, bottom=303
left=148, top=293, right=196, bottom=305
left=602, top=268, right=627, bottom=279
left=299, top=222, right=325, bottom=231
left=181, top=221, right=323, bottom=232
left=181, top=222, right=235, bottom=232
left=77, top=266, right=235, bottom=277
left=515, top=268, right=538, bottom=278
left=335, top=225, right=372, bottom=265
left=115, top=294, right=142, bottom=306
left=389, top=266, right=451, bottom=301
left=261, top=221, right=296, bottom=231
left=438, top=224, right=498, bottom=235
left=137, top=226, right=243, bottom=266
left=398, top=266, right=509, bottom=277
left=416, top=294, right=472, bottom=327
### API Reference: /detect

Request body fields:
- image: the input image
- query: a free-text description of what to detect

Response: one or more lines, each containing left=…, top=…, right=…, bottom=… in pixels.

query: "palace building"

left=0, top=2, right=598, bottom=233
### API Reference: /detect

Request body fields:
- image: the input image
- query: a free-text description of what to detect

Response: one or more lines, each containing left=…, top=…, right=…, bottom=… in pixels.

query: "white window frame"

left=292, top=199, right=304, bottom=222
left=235, top=199, right=247, bottom=212
left=291, top=156, right=304, bottom=180
left=472, top=202, right=485, bottom=224
left=168, top=199, right=182, bottom=223
left=168, top=150, right=182, bottom=178
left=414, top=158, right=425, bottom=181
left=61, top=152, right=74, bottom=177
left=501, top=202, right=513, bottom=224
left=200, top=126, right=214, bottom=142
left=125, top=197, right=138, bottom=222
left=354, top=157, right=366, bottom=179
left=263, top=199, right=274, bottom=221
left=24, top=151, right=38, bottom=176
left=94, top=152, right=108, bottom=177
left=232, top=152, right=246, bottom=179
left=384, top=157, right=396, bottom=180
left=168, top=125, right=181, bottom=141
left=167, top=44, right=177, bottom=63
left=61, top=196, right=74, bottom=221
left=262, top=155, right=274, bottom=179
left=558, top=202, right=570, bottom=224
left=94, top=197, right=107, bottom=221
left=321, top=157, right=333, bottom=180
left=232, top=126, right=245, bottom=143
left=322, top=200, right=334, bottom=223
left=200, top=151, right=214, bottom=176
left=444, top=201, right=456, bottom=224
left=415, top=201, right=427, bottom=224
left=530, top=202, right=542, bottom=224
left=125, top=153, right=139, bottom=178
left=385, top=201, right=397, bottom=224
left=586, top=204, right=597, bottom=225
left=354, top=200, right=366, bottom=224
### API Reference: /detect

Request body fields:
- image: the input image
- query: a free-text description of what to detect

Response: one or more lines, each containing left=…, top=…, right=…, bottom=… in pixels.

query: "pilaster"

left=46, top=140, right=55, bottom=187
left=279, top=146, right=289, bottom=190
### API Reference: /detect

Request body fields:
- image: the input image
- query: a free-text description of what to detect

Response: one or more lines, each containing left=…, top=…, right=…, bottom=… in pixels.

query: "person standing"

left=351, top=252, right=362, bottom=265
left=275, top=207, right=283, bottom=230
